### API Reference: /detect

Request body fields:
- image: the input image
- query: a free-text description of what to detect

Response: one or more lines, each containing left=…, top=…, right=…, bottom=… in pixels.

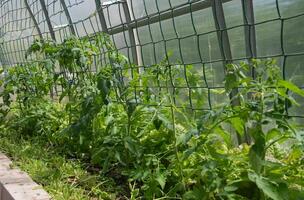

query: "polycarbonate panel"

left=47, top=0, right=68, bottom=29
left=228, top=27, right=246, bottom=59
left=198, top=33, right=222, bottom=62
left=193, top=7, right=214, bottom=34
left=223, top=0, right=243, bottom=28
left=286, top=55, right=304, bottom=87
left=67, top=0, right=96, bottom=22
left=129, top=0, right=198, bottom=20
left=205, top=61, right=226, bottom=88
left=278, top=0, right=304, bottom=18
left=174, top=13, right=196, bottom=37
left=253, top=0, right=278, bottom=23
left=284, top=15, right=304, bottom=54
left=103, top=2, right=126, bottom=28
left=256, top=21, right=281, bottom=57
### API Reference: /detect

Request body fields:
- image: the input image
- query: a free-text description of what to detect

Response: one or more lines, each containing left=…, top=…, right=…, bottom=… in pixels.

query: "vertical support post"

left=24, top=0, right=43, bottom=40
left=121, top=0, right=139, bottom=65
left=242, top=0, right=257, bottom=78
left=39, top=0, right=56, bottom=98
left=39, top=0, right=56, bottom=41
left=95, top=0, right=109, bottom=33
left=242, top=0, right=257, bottom=144
left=211, top=0, right=245, bottom=144
left=211, top=0, right=232, bottom=63
left=211, top=0, right=239, bottom=105
left=59, top=0, right=76, bottom=35
left=126, top=0, right=142, bottom=66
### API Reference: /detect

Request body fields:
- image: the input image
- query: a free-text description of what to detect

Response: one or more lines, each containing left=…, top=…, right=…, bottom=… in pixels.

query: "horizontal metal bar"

left=107, top=0, right=233, bottom=35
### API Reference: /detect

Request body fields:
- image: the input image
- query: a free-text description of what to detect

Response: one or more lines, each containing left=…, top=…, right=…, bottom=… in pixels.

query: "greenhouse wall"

left=0, top=0, right=304, bottom=117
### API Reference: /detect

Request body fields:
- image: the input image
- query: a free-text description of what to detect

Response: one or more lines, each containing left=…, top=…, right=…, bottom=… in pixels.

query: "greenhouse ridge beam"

left=24, top=0, right=43, bottom=40
left=39, top=0, right=56, bottom=41
left=59, top=0, right=76, bottom=35
left=106, top=0, right=233, bottom=35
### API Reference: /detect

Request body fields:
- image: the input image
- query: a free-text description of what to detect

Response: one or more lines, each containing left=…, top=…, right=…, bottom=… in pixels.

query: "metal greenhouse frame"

left=0, top=0, right=304, bottom=118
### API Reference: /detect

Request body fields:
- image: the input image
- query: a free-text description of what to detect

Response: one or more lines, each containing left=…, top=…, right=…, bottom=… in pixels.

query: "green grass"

left=0, top=129, right=118, bottom=200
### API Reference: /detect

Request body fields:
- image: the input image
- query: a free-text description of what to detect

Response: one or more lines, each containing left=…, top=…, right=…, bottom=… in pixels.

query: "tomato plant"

left=0, top=34, right=303, bottom=200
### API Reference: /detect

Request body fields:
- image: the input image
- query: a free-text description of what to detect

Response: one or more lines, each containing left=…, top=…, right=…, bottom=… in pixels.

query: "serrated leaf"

left=157, top=114, right=173, bottom=131
left=183, top=187, right=206, bottom=200
left=278, top=80, right=304, bottom=97
left=225, top=73, right=238, bottom=91
left=224, top=185, right=238, bottom=192
left=124, top=137, right=137, bottom=155
left=229, top=117, right=244, bottom=136
left=214, top=126, right=231, bottom=147
left=249, top=134, right=265, bottom=173
left=176, top=129, right=197, bottom=146
left=248, top=172, right=285, bottom=200
left=155, top=173, right=166, bottom=190
left=266, top=128, right=281, bottom=142
left=115, top=151, right=125, bottom=165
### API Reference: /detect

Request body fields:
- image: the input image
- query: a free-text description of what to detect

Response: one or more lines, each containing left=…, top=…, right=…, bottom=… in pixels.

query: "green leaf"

left=229, top=117, right=244, bottom=136
left=249, top=132, right=265, bottom=174
left=115, top=151, right=125, bottom=165
left=248, top=172, right=286, bottom=200
left=124, top=137, right=137, bottom=155
left=214, top=126, right=232, bottom=147
left=155, top=173, right=166, bottom=190
left=153, top=118, right=162, bottom=130
left=79, top=134, right=84, bottom=145
left=176, top=129, right=197, bottom=146
left=59, top=89, right=69, bottom=102
left=266, top=128, right=281, bottom=142
left=225, top=73, right=238, bottom=91
left=224, top=185, right=238, bottom=192
left=183, top=187, right=206, bottom=200
left=97, top=78, right=111, bottom=98
left=157, top=114, right=173, bottom=131
left=278, top=80, right=304, bottom=97
left=126, top=99, right=137, bottom=117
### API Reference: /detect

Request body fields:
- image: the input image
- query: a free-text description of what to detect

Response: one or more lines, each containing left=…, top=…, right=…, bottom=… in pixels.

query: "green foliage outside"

left=0, top=34, right=303, bottom=200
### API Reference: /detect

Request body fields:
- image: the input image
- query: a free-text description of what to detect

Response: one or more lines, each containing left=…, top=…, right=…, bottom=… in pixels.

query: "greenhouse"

left=0, top=0, right=303, bottom=199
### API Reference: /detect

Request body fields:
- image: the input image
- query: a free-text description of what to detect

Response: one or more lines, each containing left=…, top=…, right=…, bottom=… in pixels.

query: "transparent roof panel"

left=253, top=0, right=278, bottom=23
left=68, top=0, right=96, bottom=22
left=278, top=0, right=304, bottom=18
left=223, top=0, right=243, bottom=28
left=128, top=0, right=193, bottom=19
left=103, top=2, right=126, bottom=28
